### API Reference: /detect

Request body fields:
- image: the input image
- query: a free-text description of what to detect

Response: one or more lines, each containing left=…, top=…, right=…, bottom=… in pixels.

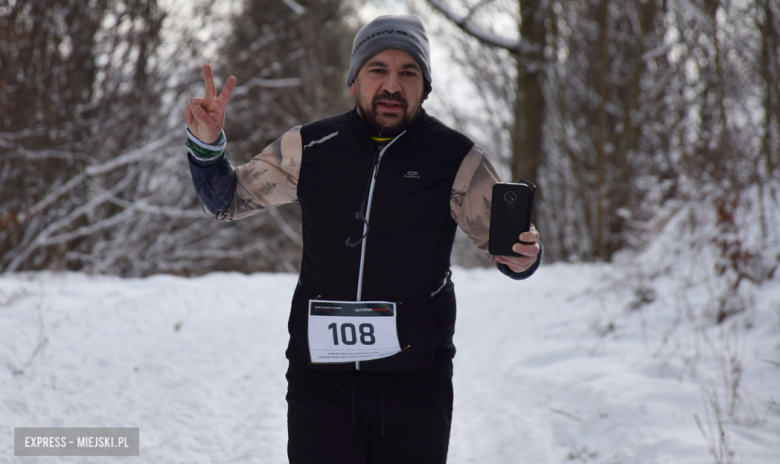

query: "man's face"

left=349, top=49, right=425, bottom=137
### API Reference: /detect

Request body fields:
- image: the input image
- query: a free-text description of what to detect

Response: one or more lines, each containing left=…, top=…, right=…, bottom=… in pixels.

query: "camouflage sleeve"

left=450, top=145, right=501, bottom=266
left=450, top=145, right=543, bottom=279
left=231, top=126, right=302, bottom=219
left=189, top=126, right=302, bottom=221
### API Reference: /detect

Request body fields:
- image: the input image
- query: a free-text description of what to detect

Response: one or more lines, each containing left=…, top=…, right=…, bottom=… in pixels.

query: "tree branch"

left=270, top=207, right=303, bottom=246
left=86, top=179, right=205, bottom=219
left=41, top=210, right=136, bottom=247
left=426, top=0, right=523, bottom=51
left=5, top=169, right=138, bottom=273
left=280, top=0, right=306, bottom=16
left=231, top=77, right=302, bottom=97
left=17, top=133, right=176, bottom=223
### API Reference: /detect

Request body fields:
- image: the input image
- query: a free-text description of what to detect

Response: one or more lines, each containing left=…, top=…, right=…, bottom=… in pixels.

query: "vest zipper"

left=354, top=131, right=406, bottom=372
left=355, top=131, right=405, bottom=302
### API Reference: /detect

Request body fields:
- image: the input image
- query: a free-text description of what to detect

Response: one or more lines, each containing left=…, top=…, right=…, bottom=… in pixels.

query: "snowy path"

left=1, top=266, right=779, bottom=463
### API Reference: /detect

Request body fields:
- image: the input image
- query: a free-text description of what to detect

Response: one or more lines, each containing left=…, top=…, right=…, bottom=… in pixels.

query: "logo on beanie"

left=352, top=29, right=421, bottom=56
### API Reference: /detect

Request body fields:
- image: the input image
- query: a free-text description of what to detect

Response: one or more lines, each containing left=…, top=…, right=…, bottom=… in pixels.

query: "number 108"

left=327, top=323, right=376, bottom=345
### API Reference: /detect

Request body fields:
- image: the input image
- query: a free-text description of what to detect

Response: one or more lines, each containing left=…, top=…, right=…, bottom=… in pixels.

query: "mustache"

left=372, top=91, right=407, bottom=108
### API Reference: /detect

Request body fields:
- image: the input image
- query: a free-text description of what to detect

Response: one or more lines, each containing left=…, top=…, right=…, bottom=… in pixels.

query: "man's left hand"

left=495, top=224, right=540, bottom=273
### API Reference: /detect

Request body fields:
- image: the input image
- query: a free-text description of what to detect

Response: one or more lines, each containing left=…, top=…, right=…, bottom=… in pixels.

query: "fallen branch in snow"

left=6, top=299, right=48, bottom=376
left=566, top=445, right=599, bottom=463
left=768, top=399, right=780, bottom=416
left=0, top=288, right=30, bottom=308
left=549, top=407, right=585, bottom=424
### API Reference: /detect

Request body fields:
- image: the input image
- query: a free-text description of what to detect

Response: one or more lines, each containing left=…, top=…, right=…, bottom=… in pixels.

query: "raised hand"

left=185, top=64, right=236, bottom=144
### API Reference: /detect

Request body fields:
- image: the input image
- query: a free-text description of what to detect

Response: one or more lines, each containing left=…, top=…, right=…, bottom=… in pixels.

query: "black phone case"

left=488, top=180, right=536, bottom=257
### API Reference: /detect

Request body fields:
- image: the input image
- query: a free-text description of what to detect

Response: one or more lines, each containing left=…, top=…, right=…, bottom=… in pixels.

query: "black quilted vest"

left=287, top=108, right=474, bottom=373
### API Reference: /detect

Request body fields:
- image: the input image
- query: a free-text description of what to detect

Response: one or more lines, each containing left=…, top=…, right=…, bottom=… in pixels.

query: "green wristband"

left=186, top=136, right=224, bottom=160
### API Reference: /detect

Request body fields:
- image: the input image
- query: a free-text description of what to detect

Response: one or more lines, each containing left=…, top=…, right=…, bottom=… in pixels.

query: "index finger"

left=519, top=223, right=539, bottom=243
left=203, top=64, right=216, bottom=100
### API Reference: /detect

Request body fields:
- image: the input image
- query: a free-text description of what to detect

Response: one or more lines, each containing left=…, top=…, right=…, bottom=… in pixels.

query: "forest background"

left=3, top=1, right=780, bottom=462
left=1, top=0, right=780, bottom=316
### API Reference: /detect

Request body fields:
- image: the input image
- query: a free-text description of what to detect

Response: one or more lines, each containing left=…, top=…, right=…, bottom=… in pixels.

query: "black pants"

left=286, top=360, right=454, bottom=464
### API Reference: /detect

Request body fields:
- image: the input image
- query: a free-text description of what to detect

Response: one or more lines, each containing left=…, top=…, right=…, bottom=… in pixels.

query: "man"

left=184, top=15, right=541, bottom=464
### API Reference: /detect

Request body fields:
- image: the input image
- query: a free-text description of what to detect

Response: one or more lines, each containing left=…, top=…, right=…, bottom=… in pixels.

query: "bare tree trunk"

left=425, top=0, right=548, bottom=232
left=512, top=0, right=545, bottom=186
left=759, top=0, right=778, bottom=177
left=612, top=0, right=659, bottom=253
left=757, top=0, right=779, bottom=243
left=594, top=0, right=609, bottom=260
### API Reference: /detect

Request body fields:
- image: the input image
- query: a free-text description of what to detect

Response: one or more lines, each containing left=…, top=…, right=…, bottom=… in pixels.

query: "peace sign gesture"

left=185, top=64, right=236, bottom=144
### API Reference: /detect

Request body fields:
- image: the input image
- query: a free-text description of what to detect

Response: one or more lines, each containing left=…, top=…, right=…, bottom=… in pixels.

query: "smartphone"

left=488, top=180, right=536, bottom=257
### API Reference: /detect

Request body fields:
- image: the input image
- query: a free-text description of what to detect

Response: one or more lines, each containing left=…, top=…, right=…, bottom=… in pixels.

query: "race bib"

left=307, top=300, right=401, bottom=363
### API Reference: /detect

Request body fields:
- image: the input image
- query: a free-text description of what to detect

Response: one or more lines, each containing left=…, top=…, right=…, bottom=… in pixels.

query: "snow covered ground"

left=1, top=262, right=779, bottom=463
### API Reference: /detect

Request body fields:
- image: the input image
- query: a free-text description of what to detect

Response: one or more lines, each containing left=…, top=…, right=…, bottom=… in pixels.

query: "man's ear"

left=348, top=80, right=357, bottom=96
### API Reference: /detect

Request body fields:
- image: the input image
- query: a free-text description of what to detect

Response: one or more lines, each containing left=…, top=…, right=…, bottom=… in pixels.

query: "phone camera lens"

left=504, top=191, right=517, bottom=203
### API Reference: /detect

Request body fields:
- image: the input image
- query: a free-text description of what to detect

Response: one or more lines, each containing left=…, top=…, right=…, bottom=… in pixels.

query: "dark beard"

left=356, top=90, right=421, bottom=138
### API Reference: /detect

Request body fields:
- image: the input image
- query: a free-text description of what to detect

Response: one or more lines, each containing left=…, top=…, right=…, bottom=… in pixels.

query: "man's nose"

left=381, top=72, right=402, bottom=94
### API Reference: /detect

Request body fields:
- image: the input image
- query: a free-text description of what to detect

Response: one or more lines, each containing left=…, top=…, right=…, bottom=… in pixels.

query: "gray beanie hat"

left=346, top=15, right=431, bottom=95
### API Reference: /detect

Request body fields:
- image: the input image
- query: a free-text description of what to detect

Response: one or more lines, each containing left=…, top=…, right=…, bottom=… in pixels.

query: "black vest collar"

left=349, top=107, right=432, bottom=153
